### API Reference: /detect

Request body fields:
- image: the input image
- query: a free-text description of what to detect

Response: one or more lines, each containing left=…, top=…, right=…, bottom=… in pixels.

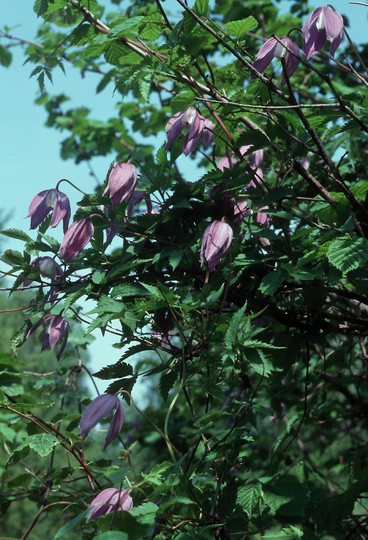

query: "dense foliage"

left=1, top=1, right=368, bottom=538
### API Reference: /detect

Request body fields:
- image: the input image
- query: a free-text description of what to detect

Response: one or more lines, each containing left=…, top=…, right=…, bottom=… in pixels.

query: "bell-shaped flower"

left=252, top=36, right=300, bottom=84
left=166, top=107, right=215, bottom=156
left=234, top=200, right=251, bottom=224
left=24, top=256, right=64, bottom=285
left=27, top=188, right=71, bottom=233
left=26, top=314, right=69, bottom=359
left=87, top=487, right=133, bottom=522
left=218, top=146, right=264, bottom=174
left=202, top=118, right=216, bottom=148
left=103, top=163, right=138, bottom=207
left=127, top=190, right=153, bottom=218
left=303, top=6, right=344, bottom=60
left=23, top=256, right=64, bottom=303
left=80, top=393, right=124, bottom=449
left=255, top=207, right=270, bottom=227
left=60, top=218, right=94, bottom=261
left=200, top=220, right=233, bottom=272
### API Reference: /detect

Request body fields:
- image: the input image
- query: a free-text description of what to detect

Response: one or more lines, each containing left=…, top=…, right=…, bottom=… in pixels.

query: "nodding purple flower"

left=26, top=314, right=69, bottom=359
left=24, top=256, right=64, bottom=285
left=303, top=6, right=344, bottom=60
left=166, top=107, right=215, bottom=155
left=127, top=190, right=153, bottom=218
left=203, top=118, right=216, bottom=148
left=103, top=163, right=138, bottom=207
left=218, top=145, right=264, bottom=173
left=60, top=218, right=94, bottom=261
left=255, top=207, right=270, bottom=227
left=200, top=220, right=233, bottom=272
left=234, top=201, right=251, bottom=224
left=23, top=256, right=64, bottom=303
left=87, top=487, right=133, bottom=522
left=80, top=393, right=124, bottom=449
left=27, top=189, right=71, bottom=233
left=252, top=36, right=300, bottom=84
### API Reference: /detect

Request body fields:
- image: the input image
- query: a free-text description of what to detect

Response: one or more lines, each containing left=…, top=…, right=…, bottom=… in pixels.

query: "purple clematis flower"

left=202, top=117, right=216, bottom=148
left=23, top=256, right=64, bottom=303
left=255, top=207, right=270, bottom=227
left=303, top=6, right=344, bottom=60
left=60, top=218, right=94, bottom=261
left=103, top=162, right=138, bottom=207
left=200, top=220, right=233, bottom=272
left=80, top=393, right=124, bottom=449
left=27, top=189, right=71, bottom=233
left=218, top=145, right=264, bottom=174
left=234, top=200, right=251, bottom=224
left=166, top=107, right=215, bottom=156
left=87, top=487, right=133, bottom=522
left=24, top=256, right=64, bottom=286
left=26, top=314, right=69, bottom=359
left=127, top=190, right=153, bottom=218
left=252, top=36, right=300, bottom=84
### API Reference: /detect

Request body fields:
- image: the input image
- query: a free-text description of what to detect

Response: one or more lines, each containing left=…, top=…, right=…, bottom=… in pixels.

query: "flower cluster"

left=252, top=5, right=344, bottom=83
left=166, top=107, right=215, bottom=155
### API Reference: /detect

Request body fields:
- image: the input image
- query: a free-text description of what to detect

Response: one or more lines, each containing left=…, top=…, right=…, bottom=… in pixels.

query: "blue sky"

left=1, top=0, right=367, bottom=390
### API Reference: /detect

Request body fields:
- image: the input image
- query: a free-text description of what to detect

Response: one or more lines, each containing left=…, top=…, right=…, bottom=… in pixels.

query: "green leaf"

left=138, top=73, right=152, bottom=102
left=327, top=235, right=368, bottom=275
left=138, top=13, right=163, bottom=40
left=264, top=491, right=293, bottom=516
left=237, top=483, right=263, bottom=518
left=94, top=363, right=133, bottom=380
left=247, top=349, right=277, bottom=377
left=129, top=502, right=159, bottom=524
left=142, top=462, right=172, bottom=486
left=267, top=477, right=308, bottom=517
left=224, top=17, right=258, bottom=39
left=193, top=0, right=209, bottom=17
left=0, top=45, right=12, bottom=67
left=1, top=250, right=25, bottom=267
left=54, top=509, right=90, bottom=539
left=93, top=533, right=128, bottom=540
left=225, top=303, right=247, bottom=359
left=108, top=17, right=144, bottom=38
left=104, top=41, right=128, bottom=66
left=261, top=526, right=303, bottom=539
left=23, top=433, right=60, bottom=457
left=159, top=367, right=178, bottom=401
left=33, top=0, right=49, bottom=16
left=170, top=92, right=194, bottom=114
left=89, top=297, right=124, bottom=315
left=1, top=228, right=32, bottom=242
left=259, top=268, right=287, bottom=296
left=92, top=270, right=106, bottom=284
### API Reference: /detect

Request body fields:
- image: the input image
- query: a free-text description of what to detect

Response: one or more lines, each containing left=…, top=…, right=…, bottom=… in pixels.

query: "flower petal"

left=80, top=394, right=119, bottom=439
left=104, top=399, right=124, bottom=449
